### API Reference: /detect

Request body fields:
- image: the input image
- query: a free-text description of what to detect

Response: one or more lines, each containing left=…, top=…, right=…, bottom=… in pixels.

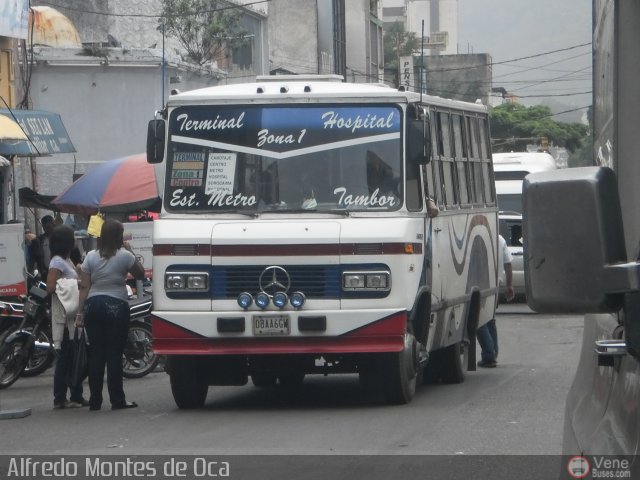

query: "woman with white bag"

left=46, top=225, right=88, bottom=409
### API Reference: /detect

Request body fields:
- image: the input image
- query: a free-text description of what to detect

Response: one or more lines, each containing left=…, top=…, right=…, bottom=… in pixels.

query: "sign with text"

left=0, top=223, right=26, bottom=298
left=123, top=222, right=153, bottom=278
left=205, top=153, right=237, bottom=195
left=400, top=56, right=414, bottom=92
left=0, top=109, right=76, bottom=156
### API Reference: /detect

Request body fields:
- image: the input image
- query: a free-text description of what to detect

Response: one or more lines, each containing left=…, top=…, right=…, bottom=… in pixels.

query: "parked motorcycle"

left=0, top=299, right=24, bottom=342
left=123, top=291, right=159, bottom=378
left=0, top=284, right=159, bottom=389
left=0, top=284, right=54, bottom=389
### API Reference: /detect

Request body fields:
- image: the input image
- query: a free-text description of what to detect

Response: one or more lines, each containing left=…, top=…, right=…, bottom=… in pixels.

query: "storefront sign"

left=0, top=110, right=76, bottom=156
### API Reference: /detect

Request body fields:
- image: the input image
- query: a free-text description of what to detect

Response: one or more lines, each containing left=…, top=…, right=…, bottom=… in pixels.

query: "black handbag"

left=69, top=327, right=88, bottom=387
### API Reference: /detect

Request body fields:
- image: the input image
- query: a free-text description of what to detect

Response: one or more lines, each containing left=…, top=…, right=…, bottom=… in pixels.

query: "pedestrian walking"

left=477, top=234, right=514, bottom=367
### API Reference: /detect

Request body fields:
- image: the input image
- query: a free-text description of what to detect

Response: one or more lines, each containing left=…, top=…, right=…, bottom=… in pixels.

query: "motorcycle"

left=123, top=291, right=159, bottom=378
left=0, top=282, right=159, bottom=389
left=0, top=284, right=54, bottom=389
left=0, top=299, right=25, bottom=341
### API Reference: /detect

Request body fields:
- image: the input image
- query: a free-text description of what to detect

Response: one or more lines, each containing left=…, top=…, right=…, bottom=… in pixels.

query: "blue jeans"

left=477, top=319, right=498, bottom=363
left=84, top=295, right=130, bottom=409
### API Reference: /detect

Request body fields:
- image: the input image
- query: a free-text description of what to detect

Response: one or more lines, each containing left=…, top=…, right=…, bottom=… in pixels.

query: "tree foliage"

left=383, top=22, right=419, bottom=87
left=490, top=103, right=589, bottom=154
left=159, top=0, right=248, bottom=65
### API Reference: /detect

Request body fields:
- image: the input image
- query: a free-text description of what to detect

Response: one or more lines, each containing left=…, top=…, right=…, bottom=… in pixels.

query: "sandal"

left=111, top=401, right=138, bottom=410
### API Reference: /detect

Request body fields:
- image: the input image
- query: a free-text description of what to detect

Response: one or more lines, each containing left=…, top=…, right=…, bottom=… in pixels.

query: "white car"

left=498, top=212, right=524, bottom=299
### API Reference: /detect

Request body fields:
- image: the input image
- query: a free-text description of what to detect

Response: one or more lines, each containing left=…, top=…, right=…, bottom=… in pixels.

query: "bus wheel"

left=439, top=340, right=469, bottom=384
left=168, top=356, right=208, bottom=409
left=381, top=332, right=419, bottom=405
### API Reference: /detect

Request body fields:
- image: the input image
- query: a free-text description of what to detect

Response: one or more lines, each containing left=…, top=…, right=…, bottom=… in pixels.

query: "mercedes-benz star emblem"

left=259, top=266, right=291, bottom=295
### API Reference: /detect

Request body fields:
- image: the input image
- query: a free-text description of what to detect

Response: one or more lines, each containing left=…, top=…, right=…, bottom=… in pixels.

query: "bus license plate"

left=253, top=315, right=290, bottom=335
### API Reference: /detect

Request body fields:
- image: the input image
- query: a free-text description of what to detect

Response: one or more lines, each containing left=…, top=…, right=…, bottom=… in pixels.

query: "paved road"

left=0, top=304, right=583, bottom=458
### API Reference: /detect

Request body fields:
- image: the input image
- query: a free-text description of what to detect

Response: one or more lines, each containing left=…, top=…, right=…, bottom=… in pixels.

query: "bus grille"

left=212, top=265, right=341, bottom=299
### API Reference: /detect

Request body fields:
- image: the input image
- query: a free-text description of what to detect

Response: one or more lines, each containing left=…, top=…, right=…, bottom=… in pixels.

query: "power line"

left=510, top=65, right=592, bottom=93
left=511, top=91, right=592, bottom=98
left=493, top=52, right=591, bottom=80
left=422, top=42, right=591, bottom=73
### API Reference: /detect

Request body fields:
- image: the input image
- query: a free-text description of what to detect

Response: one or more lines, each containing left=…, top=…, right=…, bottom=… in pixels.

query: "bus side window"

left=468, top=116, right=485, bottom=204
left=430, top=113, right=444, bottom=205
left=478, top=118, right=495, bottom=204
left=452, top=113, right=469, bottom=206
left=463, top=116, right=476, bottom=204
left=423, top=163, right=436, bottom=204
left=439, top=111, right=457, bottom=208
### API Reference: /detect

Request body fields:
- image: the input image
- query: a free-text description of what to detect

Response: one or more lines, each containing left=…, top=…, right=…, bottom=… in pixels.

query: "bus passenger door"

left=423, top=161, right=446, bottom=311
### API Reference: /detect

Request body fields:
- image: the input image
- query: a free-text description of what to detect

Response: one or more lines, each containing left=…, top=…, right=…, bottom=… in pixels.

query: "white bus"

left=493, top=151, right=556, bottom=213
left=146, top=75, right=499, bottom=408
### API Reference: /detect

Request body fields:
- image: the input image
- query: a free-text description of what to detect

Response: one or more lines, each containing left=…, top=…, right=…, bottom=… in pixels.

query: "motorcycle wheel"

left=0, top=337, right=30, bottom=389
left=21, top=328, right=55, bottom=377
left=122, top=321, right=159, bottom=379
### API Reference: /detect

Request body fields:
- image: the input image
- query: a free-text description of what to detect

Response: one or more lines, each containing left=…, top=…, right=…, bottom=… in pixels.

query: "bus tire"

left=381, top=333, right=418, bottom=405
left=439, top=340, right=468, bottom=384
left=168, top=356, right=208, bottom=409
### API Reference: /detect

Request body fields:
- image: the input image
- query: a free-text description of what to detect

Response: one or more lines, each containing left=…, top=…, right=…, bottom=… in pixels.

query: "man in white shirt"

left=477, top=234, right=514, bottom=367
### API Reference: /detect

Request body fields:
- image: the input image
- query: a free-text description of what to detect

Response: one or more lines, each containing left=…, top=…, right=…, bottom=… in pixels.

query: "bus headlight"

left=165, top=272, right=209, bottom=292
left=272, top=292, right=288, bottom=309
left=237, top=292, right=253, bottom=309
left=343, top=273, right=365, bottom=289
left=342, top=271, right=391, bottom=292
left=290, top=291, right=306, bottom=309
left=187, top=274, right=208, bottom=289
left=166, top=275, right=185, bottom=290
left=255, top=292, right=270, bottom=309
left=366, top=273, right=388, bottom=289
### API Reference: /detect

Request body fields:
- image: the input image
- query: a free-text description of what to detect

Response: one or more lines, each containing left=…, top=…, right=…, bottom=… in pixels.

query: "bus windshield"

left=164, top=104, right=403, bottom=213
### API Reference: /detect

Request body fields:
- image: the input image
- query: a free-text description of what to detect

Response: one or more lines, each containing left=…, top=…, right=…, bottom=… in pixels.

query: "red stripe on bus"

left=153, top=243, right=422, bottom=256
left=151, top=312, right=406, bottom=355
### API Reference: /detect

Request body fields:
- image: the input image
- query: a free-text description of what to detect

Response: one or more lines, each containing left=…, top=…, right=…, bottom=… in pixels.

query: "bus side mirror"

left=407, top=118, right=430, bottom=166
left=523, top=166, right=632, bottom=313
left=147, top=119, right=166, bottom=164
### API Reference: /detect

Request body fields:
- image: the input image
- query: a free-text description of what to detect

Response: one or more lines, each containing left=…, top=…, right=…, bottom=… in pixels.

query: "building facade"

left=268, top=0, right=383, bottom=83
left=382, top=0, right=459, bottom=56
left=0, top=0, right=29, bottom=224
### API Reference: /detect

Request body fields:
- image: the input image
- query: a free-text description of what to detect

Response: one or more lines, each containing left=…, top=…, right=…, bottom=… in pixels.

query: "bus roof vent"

left=256, top=86, right=264, bottom=94
left=304, top=85, right=311, bottom=93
